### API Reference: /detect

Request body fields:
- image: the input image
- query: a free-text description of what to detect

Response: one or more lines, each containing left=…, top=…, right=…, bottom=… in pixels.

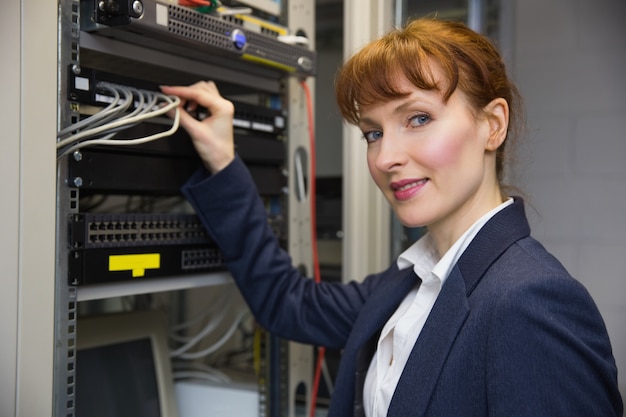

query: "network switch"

left=68, top=244, right=226, bottom=284
left=80, top=0, right=316, bottom=76
left=68, top=211, right=286, bottom=284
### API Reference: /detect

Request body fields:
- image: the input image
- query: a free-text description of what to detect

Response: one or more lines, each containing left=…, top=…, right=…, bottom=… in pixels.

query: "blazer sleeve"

left=182, top=156, right=377, bottom=349
left=485, top=248, right=623, bottom=416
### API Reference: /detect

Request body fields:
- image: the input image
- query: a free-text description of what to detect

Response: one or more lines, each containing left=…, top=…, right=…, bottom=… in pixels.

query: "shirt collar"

left=397, top=233, right=438, bottom=280
left=396, top=198, right=514, bottom=283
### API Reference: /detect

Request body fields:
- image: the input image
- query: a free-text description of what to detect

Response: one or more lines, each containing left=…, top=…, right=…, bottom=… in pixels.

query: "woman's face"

left=358, top=73, right=505, bottom=251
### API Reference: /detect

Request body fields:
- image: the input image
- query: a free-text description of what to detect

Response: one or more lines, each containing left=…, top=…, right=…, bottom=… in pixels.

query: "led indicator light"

left=231, top=29, right=247, bottom=50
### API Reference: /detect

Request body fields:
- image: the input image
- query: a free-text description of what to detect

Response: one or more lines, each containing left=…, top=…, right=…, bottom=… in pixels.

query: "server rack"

left=55, top=1, right=316, bottom=416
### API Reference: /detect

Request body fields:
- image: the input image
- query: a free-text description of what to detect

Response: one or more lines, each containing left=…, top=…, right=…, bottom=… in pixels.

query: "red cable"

left=178, top=0, right=213, bottom=7
left=299, top=82, right=320, bottom=285
left=300, top=80, right=326, bottom=417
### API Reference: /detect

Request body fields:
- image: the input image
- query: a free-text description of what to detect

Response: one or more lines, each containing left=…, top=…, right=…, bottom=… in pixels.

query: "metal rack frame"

left=53, top=1, right=316, bottom=416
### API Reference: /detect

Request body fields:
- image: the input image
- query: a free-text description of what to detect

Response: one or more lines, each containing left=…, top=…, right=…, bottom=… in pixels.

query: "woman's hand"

left=160, top=81, right=235, bottom=174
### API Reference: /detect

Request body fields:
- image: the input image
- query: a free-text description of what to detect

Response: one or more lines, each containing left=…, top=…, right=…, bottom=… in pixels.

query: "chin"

left=397, top=216, right=429, bottom=229
left=391, top=201, right=432, bottom=229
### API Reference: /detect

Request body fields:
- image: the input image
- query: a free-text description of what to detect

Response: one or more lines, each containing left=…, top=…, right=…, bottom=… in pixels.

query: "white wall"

left=511, top=0, right=626, bottom=403
left=0, top=1, right=22, bottom=414
left=1, top=0, right=60, bottom=415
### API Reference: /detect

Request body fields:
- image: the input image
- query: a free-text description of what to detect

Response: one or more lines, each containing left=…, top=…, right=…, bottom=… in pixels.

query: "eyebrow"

left=393, top=98, right=420, bottom=115
left=357, top=116, right=378, bottom=129
left=358, top=94, right=436, bottom=127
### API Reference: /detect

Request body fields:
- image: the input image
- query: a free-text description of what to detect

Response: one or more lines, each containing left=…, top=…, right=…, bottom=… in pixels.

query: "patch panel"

left=181, top=247, right=225, bottom=271
left=71, top=213, right=210, bottom=249
left=67, top=66, right=288, bottom=135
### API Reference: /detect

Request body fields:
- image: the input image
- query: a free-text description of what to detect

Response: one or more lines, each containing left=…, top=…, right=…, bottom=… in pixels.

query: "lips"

left=390, top=178, right=428, bottom=200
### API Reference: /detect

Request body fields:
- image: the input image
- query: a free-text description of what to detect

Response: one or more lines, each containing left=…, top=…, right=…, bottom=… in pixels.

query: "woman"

left=161, top=18, right=622, bottom=417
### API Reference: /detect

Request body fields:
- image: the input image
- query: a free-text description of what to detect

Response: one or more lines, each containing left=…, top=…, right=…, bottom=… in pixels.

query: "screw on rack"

left=72, top=177, right=83, bottom=188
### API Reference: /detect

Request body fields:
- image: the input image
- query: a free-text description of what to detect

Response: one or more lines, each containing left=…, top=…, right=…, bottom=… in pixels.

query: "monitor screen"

left=76, top=310, right=179, bottom=417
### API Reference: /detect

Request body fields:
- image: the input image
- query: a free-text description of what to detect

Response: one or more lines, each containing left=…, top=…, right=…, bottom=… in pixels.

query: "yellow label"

left=237, top=14, right=288, bottom=35
left=241, top=54, right=295, bottom=73
left=109, top=254, right=161, bottom=277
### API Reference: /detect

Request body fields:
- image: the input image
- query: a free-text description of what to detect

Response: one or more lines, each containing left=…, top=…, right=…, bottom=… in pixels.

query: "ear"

left=483, top=98, right=509, bottom=151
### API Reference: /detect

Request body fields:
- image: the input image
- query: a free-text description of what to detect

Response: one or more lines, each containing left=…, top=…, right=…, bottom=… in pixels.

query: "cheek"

left=419, top=132, right=468, bottom=169
left=366, top=152, right=383, bottom=184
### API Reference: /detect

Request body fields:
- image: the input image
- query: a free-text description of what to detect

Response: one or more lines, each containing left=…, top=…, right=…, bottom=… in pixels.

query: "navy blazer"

left=183, top=156, right=623, bottom=417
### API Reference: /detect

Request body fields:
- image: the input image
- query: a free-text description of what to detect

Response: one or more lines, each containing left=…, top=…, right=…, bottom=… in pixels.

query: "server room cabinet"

left=55, top=1, right=316, bottom=416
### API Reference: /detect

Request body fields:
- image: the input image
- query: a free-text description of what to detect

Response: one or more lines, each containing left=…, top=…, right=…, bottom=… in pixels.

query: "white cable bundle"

left=170, top=309, right=250, bottom=360
left=56, top=82, right=181, bottom=158
left=172, top=361, right=233, bottom=384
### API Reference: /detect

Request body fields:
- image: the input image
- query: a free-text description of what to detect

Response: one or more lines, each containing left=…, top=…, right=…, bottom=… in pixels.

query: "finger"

left=160, top=82, right=223, bottom=112
left=176, top=107, right=201, bottom=134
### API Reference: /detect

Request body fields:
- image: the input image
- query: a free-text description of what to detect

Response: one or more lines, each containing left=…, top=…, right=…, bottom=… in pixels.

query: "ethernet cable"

left=169, top=287, right=235, bottom=344
left=57, top=83, right=124, bottom=137
left=56, top=82, right=180, bottom=158
left=57, top=83, right=179, bottom=155
left=169, top=304, right=233, bottom=357
left=171, top=309, right=250, bottom=360
left=172, top=362, right=233, bottom=384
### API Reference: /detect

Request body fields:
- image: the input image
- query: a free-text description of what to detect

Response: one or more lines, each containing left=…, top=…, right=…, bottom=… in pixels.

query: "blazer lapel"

left=388, top=266, right=469, bottom=417
left=350, top=268, right=420, bottom=348
left=458, top=197, right=530, bottom=295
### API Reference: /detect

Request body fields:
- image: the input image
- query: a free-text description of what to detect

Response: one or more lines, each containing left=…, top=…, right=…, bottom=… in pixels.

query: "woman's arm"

left=164, top=81, right=375, bottom=349
left=182, top=156, right=374, bottom=349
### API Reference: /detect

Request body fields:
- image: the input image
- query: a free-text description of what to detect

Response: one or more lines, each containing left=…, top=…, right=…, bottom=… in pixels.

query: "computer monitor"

left=76, top=309, right=179, bottom=417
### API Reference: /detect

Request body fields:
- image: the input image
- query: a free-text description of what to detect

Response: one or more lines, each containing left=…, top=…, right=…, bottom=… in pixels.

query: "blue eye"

left=362, top=130, right=383, bottom=143
left=409, top=113, right=431, bottom=127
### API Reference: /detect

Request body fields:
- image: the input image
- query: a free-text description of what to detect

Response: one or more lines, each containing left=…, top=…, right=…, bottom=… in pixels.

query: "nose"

left=370, top=132, right=408, bottom=173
